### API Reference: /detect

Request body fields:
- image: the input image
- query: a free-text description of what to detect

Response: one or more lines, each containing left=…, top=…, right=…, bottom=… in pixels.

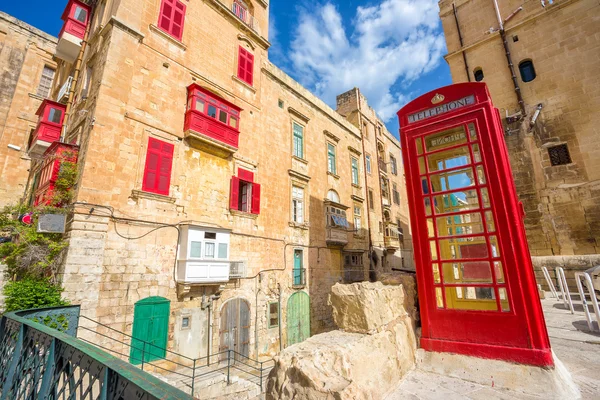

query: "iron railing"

left=0, top=306, right=191, bottom=400
left=293, top=268, right=307, bottom=287
left=232, top=2, right=258, bottom=32
left=76, top=314, right=274, bottom=396
left=230, top=261, right=247, bottom=279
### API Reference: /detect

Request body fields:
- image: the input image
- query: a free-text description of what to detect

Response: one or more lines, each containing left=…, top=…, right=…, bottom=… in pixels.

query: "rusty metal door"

left=219, top=298, right=250, bottom=360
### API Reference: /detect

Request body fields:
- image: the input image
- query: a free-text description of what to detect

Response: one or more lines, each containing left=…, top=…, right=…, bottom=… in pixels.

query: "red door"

left=398, top=83, right=552, bottom=366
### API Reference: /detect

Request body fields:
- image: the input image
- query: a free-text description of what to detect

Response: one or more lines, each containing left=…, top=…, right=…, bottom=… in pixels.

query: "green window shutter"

left=293, top=123, right=304, bottom=159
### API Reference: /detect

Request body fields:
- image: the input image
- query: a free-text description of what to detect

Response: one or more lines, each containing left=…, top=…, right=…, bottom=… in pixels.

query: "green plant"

left=3, top=278, right=69, bottom=313
left=50, top=159, right=78, bottom=206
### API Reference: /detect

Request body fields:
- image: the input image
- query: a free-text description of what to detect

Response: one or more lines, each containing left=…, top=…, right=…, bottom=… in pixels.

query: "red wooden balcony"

left=28, top=100, right=66, bottom=158
left=34, top=143, right=79, bottom=207
left=184, top=84, right=241, bottom=157
left=56, top=0, right=90, bottom=63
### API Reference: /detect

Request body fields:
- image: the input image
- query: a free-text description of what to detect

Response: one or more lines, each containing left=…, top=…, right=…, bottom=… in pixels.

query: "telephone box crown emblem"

left=431, top=93, right=445, bottom=104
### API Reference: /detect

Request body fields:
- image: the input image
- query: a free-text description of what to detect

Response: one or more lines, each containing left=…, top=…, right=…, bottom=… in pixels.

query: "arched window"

left=327, top=190, right=340, bottom=203
left=474, top=68, right=484, bottom=82
left=519, top=60, right=536, bottom=82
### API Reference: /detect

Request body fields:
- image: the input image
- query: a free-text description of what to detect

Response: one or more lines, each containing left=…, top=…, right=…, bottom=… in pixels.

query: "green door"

left=287, top=291, right=310, bottom=346
left=130, top=296, right=170, bottom=364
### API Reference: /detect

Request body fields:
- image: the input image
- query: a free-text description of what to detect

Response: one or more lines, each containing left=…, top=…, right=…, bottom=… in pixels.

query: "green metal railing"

left=77, top=315, right=274, bottom=396
left=0, top=306, right=191, bottom=400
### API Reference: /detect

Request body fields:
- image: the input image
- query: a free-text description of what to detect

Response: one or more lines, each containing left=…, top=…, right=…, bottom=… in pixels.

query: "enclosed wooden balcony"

left=56, top=0, right=90, bottom=63
left=184, top=84, right=241, bottom=157
left=28, top=100, right=66, bottom=158
left=34, top=142, right=79, bottom=206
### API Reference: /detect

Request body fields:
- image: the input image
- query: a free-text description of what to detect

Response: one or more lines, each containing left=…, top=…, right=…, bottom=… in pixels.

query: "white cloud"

left=289, top=0, right=446, bottom=122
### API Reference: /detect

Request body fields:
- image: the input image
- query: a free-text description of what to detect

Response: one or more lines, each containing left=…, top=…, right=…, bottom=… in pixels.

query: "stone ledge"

left=149, top=24, right=187, bottom=50
left=130, top=190, right=177, bottom=204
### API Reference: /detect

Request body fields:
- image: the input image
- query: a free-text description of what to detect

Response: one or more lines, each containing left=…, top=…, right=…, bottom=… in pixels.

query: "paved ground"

left=387, top=295, right=600, bottom=399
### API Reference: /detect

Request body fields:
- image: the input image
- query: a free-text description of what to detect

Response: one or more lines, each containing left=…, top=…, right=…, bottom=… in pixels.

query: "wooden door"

left=287, top=292, right=310, bottom=346
left=219, top=298, right=250, bottom=360
left=129, top=297, right=170, bottom=364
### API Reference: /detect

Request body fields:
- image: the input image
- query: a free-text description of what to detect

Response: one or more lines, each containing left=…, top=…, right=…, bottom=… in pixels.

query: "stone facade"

left=439, top=0, right=600, bottom=288
left=0, top=12, right=57, bottom=207
left=9, top=0, right=412, bottom=364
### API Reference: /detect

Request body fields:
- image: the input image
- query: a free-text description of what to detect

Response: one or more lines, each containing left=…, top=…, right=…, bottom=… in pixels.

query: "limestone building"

left=439, top=0, right=600, bottom=287
left=0, top=12, right=57, bottom=207
left=13, top=0, right=412, bottom=362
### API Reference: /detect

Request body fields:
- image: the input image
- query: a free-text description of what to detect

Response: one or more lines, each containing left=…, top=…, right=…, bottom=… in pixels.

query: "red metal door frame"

left=397, top=83, right=552, bottom=367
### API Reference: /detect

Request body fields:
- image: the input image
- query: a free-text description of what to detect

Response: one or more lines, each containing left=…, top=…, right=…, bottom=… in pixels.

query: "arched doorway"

left=129, top=296, right=170, bottom=364
left=219, top=298, right=250, bottom=359
left=287, top=291, right=310, bottom=346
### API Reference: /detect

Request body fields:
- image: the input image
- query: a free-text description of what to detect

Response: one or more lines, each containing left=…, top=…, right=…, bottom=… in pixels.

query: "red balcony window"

left=184, top=84, right=242, bottom=150
left=59, top=0, right=90, bottom=40
left=34, top=143, right=79, bottom=206
left=28, top=100, right=66, bottom=157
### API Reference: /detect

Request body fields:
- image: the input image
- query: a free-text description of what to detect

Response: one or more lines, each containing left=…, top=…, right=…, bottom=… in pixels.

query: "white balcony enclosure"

left=57, top=76, right=73, bottom=103
left=177, top=225, right=243, bottom=284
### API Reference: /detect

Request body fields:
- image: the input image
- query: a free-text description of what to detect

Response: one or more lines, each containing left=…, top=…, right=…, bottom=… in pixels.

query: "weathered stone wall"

left=0, top=12, right=57, bottom=207
left=439, top=0, right=600, bottom=282
left=52, top=0, right=383, bottom=362
left=336, top=89, right=415, bottom=272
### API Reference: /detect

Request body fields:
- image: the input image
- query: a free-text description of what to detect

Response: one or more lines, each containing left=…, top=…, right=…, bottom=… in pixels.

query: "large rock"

left=329, top=281, right=407, bottom=334
left=378, top=272, right=419, bottom=325
left=266, top=282, right=417, bottom=400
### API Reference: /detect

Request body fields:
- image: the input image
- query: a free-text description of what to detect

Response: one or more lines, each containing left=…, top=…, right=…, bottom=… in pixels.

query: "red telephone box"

left=397, top=83, right=552, bottom=367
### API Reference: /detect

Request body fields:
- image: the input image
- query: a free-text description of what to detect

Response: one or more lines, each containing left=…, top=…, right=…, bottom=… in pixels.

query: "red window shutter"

left=158, top=0, right=186, bottom=40
left=238, top=47, right=254, bottom=85
left=230, top=177, right=240, bottom=210
left=142, top=138, right=173, bottom=196
left=251, top=183, right=261, bottom=215
left=238, top=168, right=254, bottom=182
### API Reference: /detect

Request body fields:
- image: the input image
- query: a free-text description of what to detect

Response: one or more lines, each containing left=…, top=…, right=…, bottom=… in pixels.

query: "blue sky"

left=0, top=0, right=452, bottom=137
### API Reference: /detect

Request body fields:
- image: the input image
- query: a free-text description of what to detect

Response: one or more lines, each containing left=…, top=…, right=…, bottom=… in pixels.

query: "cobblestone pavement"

left=387, top=295, right=600, bottom=399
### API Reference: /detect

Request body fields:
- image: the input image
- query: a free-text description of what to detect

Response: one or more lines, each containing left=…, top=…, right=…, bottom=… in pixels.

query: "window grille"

left=548, top=144, right=572, bottom=166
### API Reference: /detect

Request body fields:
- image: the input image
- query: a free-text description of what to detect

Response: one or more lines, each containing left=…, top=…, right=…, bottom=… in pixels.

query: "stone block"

left=329, top=282, right=407, bottom=334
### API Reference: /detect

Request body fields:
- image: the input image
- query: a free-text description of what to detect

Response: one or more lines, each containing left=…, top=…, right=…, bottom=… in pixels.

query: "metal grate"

left=548, top=144, right=572, bottom=166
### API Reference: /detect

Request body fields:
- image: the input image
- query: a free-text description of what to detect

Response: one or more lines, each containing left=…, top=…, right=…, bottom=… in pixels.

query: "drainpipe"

left=356, top=89, right=374, bottom=281
left=61, top=4, right=94, bottom=141
left=255, top=276, right=260, bottom=358
left=492, top=0, right=526, bottom=117
left=278, top=283, right=282, bottom=352
left=453, top=3, right=471, bottom=82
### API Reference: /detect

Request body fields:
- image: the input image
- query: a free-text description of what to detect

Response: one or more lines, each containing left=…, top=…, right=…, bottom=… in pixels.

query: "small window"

left=218, top=110, right=228, bottom=124
left=181, top=316, right=190, bottom=329
left=519, top=60, right=536, bottom=82
left=365, top=155, right=372, bottom=174
left=142, top=137, right=174, bottom=196
left=368, top=189, right=374, bottom=210
left=158, top=0, right=186, bottom=41
left=474, top=68, right=484, bottom=82
left=278, top=99, right=284, bottom=109
left=205, top=243, right=215, bottom=258
left=268, top=302, right=279, bottom=328
left=48, top=108, right=63, bottom=124
left=353, top=206, right=361, bottom=231
left=37, top=66, right=55, bottom=98
left=327, top=143, right=337, bottom=174
left=207, top=105, right=217, bottom=118
left=205, top=232, right=217, bottom=240
left=230, top=169, right=261, bottom=214
left=293, top=123, right=304, bottom=159
left=390, top=154, right=398, bottom=175
left=292, top=186, right=304, bottom=223
left=327, top=190, right=340, bottom=203
left=351, top=157, right=359, bottom=186
left=548, top=144, right=572, bottom=166
left=74, top=6, right=88, bottom=23
left=190, top=241, right=202, bottom=258
left=218, top=243, right=228, bottom=259
left=238, top=46, right=254, bottom=86
left=393, top=183, right=400, bottom=205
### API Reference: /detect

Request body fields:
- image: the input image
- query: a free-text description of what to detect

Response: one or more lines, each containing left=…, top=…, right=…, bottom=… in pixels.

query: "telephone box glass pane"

left=468, top=123, right=477, bottom=140
left=435, top=287, right=444, bottom=308
left=433, top=264, right=441, bottom=283
left=426, top=145, right=473, bottom=173
left=485, top=211, right=496, bottom=232
left=424, top=198, right=432, bottom=216
left=433, top=190, right=480, bottom=214
left=499, top=287, right=510, bottom=311
left=437, top=212, right=485, bottom=237
left=418, top=157, right=426, bottom=174
left=424, top=126, right=468, bottom=153
left=430, top=167, right=476, bottom=193
left=438, top=237, right=489, bottom=260
left=416, top=138, right=423, bottom=155
left=445, top=287, right=497, bottom=311
left=442, top=262, right=493, bottom=284
left=430, top=241, right=438, bottom=260
left=494, top=261, right=505, bottom=283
